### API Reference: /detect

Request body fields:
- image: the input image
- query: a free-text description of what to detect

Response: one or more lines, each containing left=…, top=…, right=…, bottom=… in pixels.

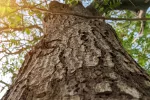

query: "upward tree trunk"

left=2, top=1, right=150, bottom=100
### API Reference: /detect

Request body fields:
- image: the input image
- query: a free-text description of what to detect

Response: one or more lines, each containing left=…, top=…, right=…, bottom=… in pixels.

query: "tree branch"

left=0, top=25, right=43, bottom=33
left=0, top=80, right=10, bottom=87
left=25, top=6, right=150, bottom=21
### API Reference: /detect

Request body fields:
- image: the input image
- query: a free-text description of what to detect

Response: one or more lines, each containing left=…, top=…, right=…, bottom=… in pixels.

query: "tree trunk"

left=2, top=1, right=150, bottom=100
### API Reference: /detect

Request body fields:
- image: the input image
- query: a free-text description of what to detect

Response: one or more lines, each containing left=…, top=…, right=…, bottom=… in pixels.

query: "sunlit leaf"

left=0, top=0, right=17, bottom=17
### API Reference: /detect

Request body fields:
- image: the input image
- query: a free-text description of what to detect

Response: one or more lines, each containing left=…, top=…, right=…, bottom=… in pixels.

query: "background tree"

left=0, top=0, right=150, bottom=98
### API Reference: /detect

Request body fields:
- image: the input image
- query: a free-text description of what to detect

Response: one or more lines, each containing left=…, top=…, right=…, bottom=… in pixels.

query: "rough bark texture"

left=2, top=1, right=150, bottom=100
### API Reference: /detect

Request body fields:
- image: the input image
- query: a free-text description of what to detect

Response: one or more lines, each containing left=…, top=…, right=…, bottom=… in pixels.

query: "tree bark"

left=2, top=1, right=150, bottom=100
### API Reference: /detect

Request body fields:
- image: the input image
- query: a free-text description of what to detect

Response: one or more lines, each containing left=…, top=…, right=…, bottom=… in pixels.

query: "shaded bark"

left=2, top=1, right=150, bottom=100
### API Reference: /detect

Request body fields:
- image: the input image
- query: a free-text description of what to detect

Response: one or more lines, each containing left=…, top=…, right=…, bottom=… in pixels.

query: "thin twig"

left=31, top=7, right=150, bottom=21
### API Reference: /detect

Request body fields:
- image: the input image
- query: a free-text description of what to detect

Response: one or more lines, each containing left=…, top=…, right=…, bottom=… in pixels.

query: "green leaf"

left=25, top=28, right=31, bottom=35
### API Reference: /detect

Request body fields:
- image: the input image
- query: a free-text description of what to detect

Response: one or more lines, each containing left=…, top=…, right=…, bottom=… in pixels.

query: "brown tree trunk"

left=2, top=1, right=150, bottom=100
